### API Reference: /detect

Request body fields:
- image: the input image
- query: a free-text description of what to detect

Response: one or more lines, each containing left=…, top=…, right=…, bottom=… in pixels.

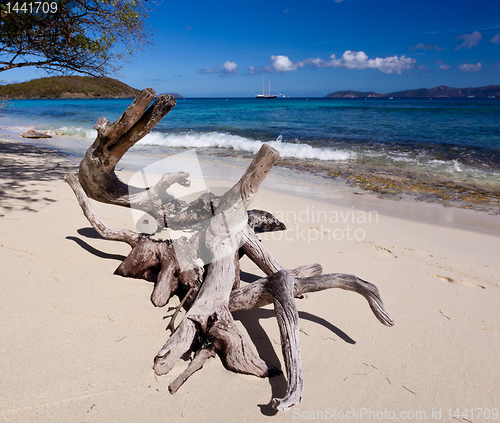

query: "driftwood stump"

left=65, top=89, right=394, bottom=412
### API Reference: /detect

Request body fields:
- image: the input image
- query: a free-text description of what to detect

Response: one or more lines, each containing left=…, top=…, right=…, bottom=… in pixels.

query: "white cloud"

left=491, top=33, right=500, bottom=44
left=455, top=31, right=482, bottom=50
left=367, top=54, right=416, bottom=74
left=247, top=65, right=257, bottom=75
left=458, top=62, right=482, bottom=73
left=269, top=55, right=303, bottom=73
left=247, top=49, right=416, bottom=75
left=302, top=51, right=415, bottom=74
left=302, top=57, right=329, bottom=67
left=334, top=51, right=371, bottom=69
left=409, top=43, right=444, bottom=51
left=439, top=64, right=452, bottom=70
left=198, top=61, right=239, bottom=77
left=256, top=51, right=415, bottom=75
left=222, top=61, right=238, bottom=73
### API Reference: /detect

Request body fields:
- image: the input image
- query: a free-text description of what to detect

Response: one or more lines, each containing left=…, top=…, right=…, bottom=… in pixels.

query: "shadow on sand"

left=0, top=139, right=76, bottom=216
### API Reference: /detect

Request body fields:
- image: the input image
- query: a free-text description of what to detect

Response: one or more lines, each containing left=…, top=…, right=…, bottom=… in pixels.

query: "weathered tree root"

left=65, top=88, right=394, bottom=412
left=230, top=272, right=394, bottom=327
left=168, top=346, right=216, bottom=394
left=79, top=89, right=178, bottom=212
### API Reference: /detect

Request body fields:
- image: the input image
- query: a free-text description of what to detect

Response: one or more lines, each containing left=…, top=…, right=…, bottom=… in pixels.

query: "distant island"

left=325, top=85, right=500, bottom=98
left=0, top=76, right=141, bottom=99
left=164, top=93, right=185, bottom=99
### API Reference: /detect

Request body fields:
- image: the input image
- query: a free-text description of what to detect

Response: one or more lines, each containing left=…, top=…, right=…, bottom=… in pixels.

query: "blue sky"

left=5, top=0, right=500, bottom=96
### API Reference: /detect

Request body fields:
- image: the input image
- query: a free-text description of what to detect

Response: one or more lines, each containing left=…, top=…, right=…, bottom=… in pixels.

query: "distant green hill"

left=165, top=93, right=185, bottom=99
left=0, top=76, right=141, bottom=99
left=326, top=85, right=500, bottom=98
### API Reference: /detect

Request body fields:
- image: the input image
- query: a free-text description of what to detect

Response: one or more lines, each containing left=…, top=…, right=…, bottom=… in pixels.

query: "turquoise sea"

left=1, top=97, right=499, bottom=212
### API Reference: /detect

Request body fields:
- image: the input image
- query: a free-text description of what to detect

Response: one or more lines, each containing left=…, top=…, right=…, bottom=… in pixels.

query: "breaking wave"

left=137, top=131, right=356, bottom=161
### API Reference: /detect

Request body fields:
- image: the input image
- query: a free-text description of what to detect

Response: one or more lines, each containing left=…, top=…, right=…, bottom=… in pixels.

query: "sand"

left=1, top=133, right=500, bottom=422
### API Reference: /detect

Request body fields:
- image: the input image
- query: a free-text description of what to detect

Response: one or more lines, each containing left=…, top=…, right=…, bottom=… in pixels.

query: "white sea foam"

left=53, top=126, right=97, bottom=140
left=1, top=122, right=97, bottom=141
left=351, top=148, right=476, bottom=177
left=137, top=131, right=355, bottom=161
left=2, top=124, right=34, bottom=133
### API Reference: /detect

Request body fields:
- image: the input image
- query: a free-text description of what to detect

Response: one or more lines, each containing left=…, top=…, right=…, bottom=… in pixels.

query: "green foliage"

left=0, top=75, right=141, bottom=98
left=0, top=0, right=156, bottom=76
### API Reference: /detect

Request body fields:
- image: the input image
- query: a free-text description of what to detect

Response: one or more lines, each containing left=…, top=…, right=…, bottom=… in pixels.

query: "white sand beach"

left=1, top=132, right=499, bottom=422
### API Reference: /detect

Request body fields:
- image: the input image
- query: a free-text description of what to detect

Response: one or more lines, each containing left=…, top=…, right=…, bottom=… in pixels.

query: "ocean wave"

left=1, top=124, right=35, bottom=133
left=16, top=122, right=496, bottom=181
left=0, top=122, right=97, bottom=141
left=137, top=131, right=356, bottom=161
left=47, top=125, right=97, bottom=140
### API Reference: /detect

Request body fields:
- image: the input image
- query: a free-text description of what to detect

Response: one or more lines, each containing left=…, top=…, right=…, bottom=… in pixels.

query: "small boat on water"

left=256, top=78, right=277, bottom=98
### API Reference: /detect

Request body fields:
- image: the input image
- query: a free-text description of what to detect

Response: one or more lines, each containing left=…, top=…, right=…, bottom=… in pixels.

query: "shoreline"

left=1, top=112, right=499, bottom=217
left=2, top=126, right=499, bottom=236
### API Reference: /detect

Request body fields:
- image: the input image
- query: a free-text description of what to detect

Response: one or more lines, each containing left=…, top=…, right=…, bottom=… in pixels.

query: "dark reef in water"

left=197, top=148, right=500, bottom=214
left=277, top=158, right=500, bottom=214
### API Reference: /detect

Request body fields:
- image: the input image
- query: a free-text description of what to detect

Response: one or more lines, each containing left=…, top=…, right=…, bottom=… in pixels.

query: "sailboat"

left=255, top=77, right=277, bottom=98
